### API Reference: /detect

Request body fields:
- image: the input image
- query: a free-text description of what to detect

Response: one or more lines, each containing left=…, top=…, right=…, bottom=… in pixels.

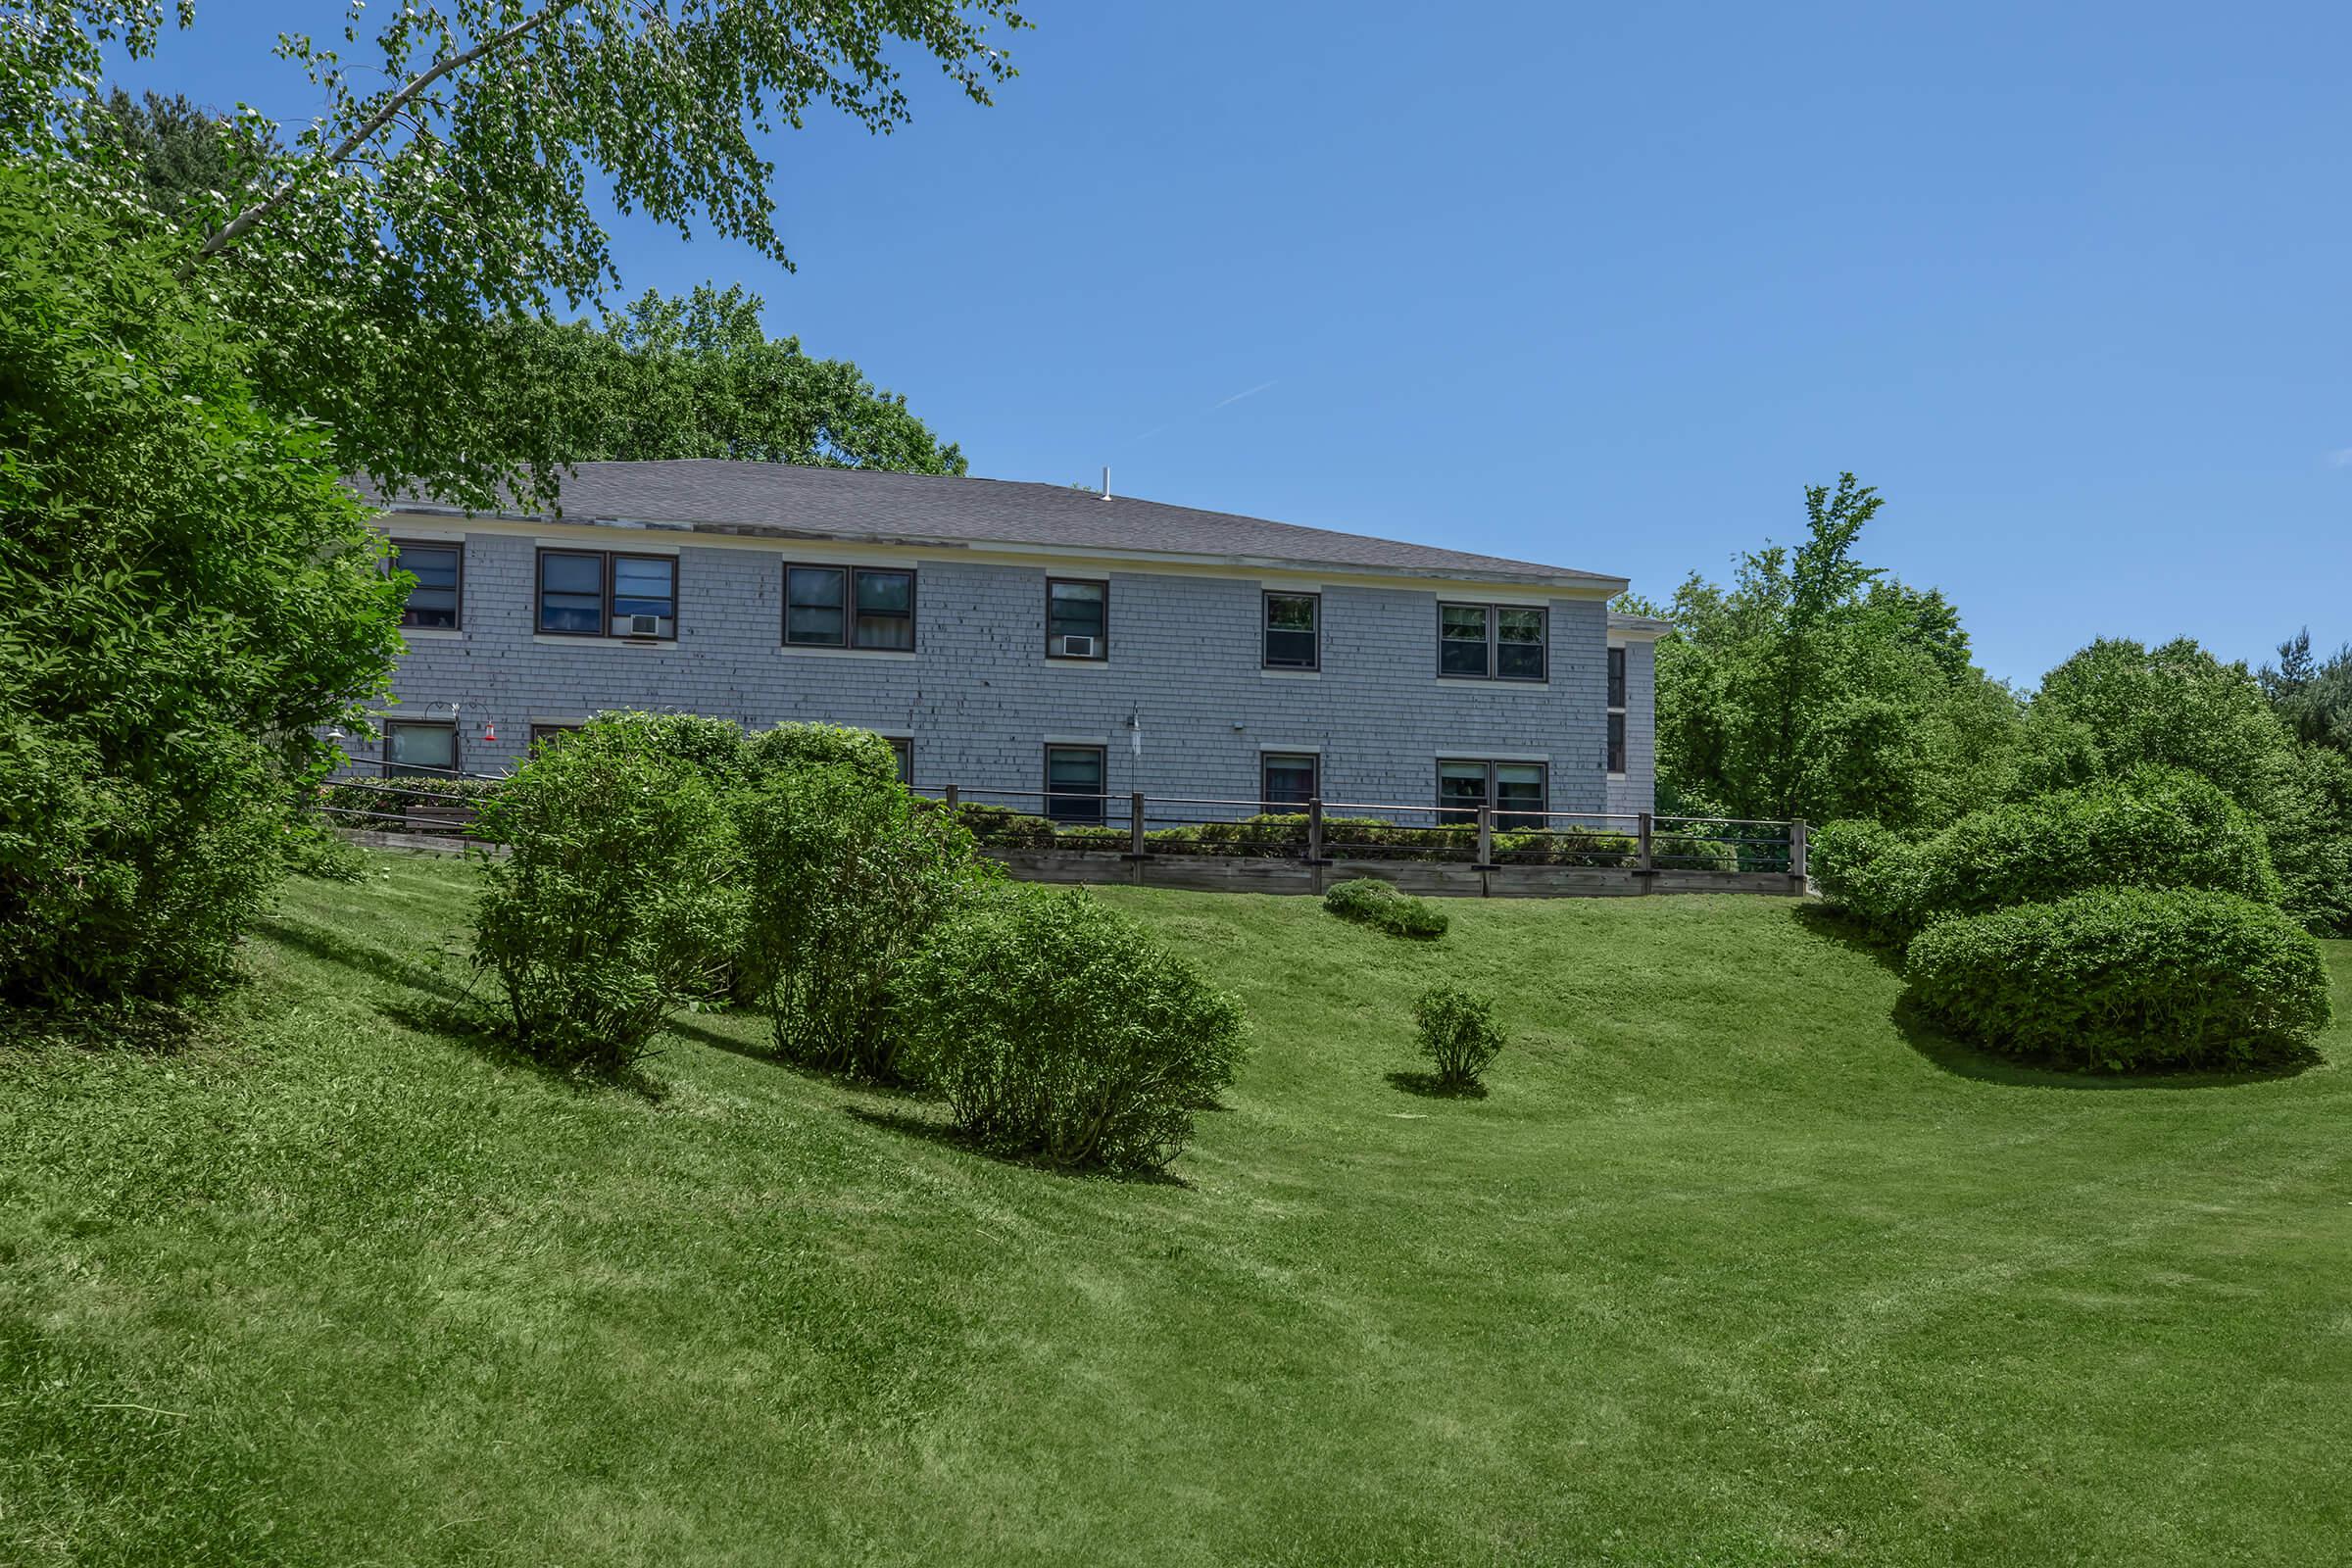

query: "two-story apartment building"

left=359, top=461, right=1664, bottom=821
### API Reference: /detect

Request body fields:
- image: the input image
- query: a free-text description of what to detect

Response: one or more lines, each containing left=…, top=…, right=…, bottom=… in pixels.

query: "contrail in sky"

left=1133, top=378, right=1279, bottom=443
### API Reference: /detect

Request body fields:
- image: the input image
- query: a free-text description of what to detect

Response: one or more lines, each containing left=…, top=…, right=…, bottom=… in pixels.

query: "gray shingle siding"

left=369, top=527, right=1654, bottom=818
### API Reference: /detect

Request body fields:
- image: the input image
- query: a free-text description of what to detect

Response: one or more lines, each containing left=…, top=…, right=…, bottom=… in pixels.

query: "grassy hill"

left=5, top=851, right=2348, bottom=1566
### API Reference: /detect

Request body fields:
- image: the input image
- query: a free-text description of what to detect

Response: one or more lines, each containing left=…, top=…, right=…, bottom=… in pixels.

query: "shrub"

left=1493, top=829, right=1639, bottom=866
left=1820, top=767, right=2281, bottom=941
left=626, top=711, right=755, bottom=787
left=744, top=721, right=901, bottom=788
left=736, top=763, right=991, bottom=1079
left=0, top=167, right=401, bottom=1010
left=1904, top=888, right=2331, bottom=1071
left=470, top=727, right=743, bottom=1075
left=1652, top=831, right=1743, bottom=873
left=1322, top=877, right=1449, bottom=939
left=943, top=802, right=1057, bottom=849
left=894, top=888, right=1247, bottom=1172
left=1412, top=983, right=1506, bottom=1088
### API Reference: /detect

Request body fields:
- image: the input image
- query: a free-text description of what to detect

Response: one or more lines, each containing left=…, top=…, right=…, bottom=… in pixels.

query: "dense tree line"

left=1629, top=476, right=2352, bottom=935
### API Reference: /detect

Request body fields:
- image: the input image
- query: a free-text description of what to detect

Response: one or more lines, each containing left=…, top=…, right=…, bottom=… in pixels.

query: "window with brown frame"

left=1260, top=752, right=1319, bottom=807
left=1262, top=591, right=1319, bottom=669
left=1436, top=759, right=1547, bottom=829
left=536, top=549, right=676, bottom=639
left=1437, top=602, right=1547, bottom=681
left=784, top=564, right=916, bottom=651
left=1044, top=744, right=1106, bottom=824
left=1046, top=578, right=1108, bottom=661
left=528, top=723, right=582, bottom=755
left=390, top=539, right=462, bottom=630
left=887, top=736, right=912, bottom=784
left=384, top=719, right=459, bottom=777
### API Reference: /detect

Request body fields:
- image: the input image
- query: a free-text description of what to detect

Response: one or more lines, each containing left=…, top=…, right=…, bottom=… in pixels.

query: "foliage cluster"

left=1631, top=474, right=2020, bottom=834
left=0, top=165, right=399, bottom=1010
left=1411, top=983, right=1507, bottom=1089
left=1323, top=878, right=1449, bottom=940
left=737, top=764, right=991, bottom=1080
left=470, top=717, right=746, bottom=1075
left=1815, top=767, right=2281, bottom=942
left=23, top=0, right=1021, bottom=511
left=894, top=888, right=1247, bottom=1172
left=471, top=713, right=1239, bottom=1172
left=1904, top=889, right=2330, bottom=1072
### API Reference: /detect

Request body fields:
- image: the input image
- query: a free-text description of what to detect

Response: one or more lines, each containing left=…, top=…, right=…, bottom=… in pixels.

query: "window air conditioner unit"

left=1054, top=634, right=1097, bottom=659
left=625, top=613, right=663, bottom=637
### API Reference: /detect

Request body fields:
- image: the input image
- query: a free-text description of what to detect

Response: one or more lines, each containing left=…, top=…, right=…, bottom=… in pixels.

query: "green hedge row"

left=1904, top=889, right=2330, bottom=1071
left=1815, top=767, right=2279, bottom=942
left=942, top=807, right=1745, bottom=871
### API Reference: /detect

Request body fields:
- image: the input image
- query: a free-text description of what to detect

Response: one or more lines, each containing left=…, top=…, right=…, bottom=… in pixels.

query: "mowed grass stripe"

left=2, top=851, right=2345, bottom=1566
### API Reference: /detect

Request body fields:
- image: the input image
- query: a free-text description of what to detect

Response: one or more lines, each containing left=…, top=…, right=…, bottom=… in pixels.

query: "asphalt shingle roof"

left=371, top=461, right=1623, bottom=589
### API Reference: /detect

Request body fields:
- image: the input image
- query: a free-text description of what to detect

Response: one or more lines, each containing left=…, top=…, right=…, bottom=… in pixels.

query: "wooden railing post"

left=944, top=782, right=959, bottom=811
left=1129, top=791, right=1147, bottom=857
left=1306, top=796, right=1325, bottom=862
left=1790, top=819, right=1809, bottom=882
left=1638, top=810, right=1653, bottom=873
left=1476, top=806, right=1494, bottom=867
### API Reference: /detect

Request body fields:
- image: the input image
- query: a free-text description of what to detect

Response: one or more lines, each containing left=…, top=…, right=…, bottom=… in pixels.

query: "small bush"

left=1820, top=767, right=2281, bottom=941
left=1904, top=888, right=2331, bottom=1071
left=894, top=889, right=1247, bottom=1172
left=470, top=717, right=744, bottom=1075
left=744, top=721, right=900, bottom=788
left=1413, top=983, right=1506, bottom=1088
left=1652, top=831, right=1744, bottom=873
left=1493, top=829, right=1639, bottom=866
left=1054, top=824, right=1131, bottom=850
left=943, top=802, right=1057, bottom=849
left=1322, top=877, right=1448, bottom=939
left=736, top=762, right=991, bottom=1079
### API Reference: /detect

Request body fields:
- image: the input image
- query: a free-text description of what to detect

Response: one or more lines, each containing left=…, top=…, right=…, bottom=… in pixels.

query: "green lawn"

left=6, top=853, right=2349, bottom=1567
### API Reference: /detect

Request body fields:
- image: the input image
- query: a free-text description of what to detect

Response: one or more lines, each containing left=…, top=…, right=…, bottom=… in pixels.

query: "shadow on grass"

left=256, top=912, right=668, bottom=1101
left=841, top=1103, right=1190, bottom=1187
left=0, top=999, right=207, bottom=1056
left=253, top=913, right=474, bottom=1007
left=662, top=1013, right=939, bottom=1103
left=1790, top=903, right=1906, bottom=972
left=1384, top=1069, right=1490, bottom=1100
left=1891, top=994, right=2318, bottom=1091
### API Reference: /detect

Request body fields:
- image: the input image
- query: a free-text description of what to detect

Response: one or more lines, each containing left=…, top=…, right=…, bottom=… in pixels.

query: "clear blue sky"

left=112, top=1, right=2352, bottom=685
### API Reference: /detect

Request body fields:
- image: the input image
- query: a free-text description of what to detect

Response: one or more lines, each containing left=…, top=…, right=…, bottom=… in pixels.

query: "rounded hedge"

left=1903, top=888, right=2330, bottom=1071
left=744, top=722, right=901, bottom=788
left=893, top=888, right=1246, bottom=1172
left=1818, top=767, right=2281, bottom=941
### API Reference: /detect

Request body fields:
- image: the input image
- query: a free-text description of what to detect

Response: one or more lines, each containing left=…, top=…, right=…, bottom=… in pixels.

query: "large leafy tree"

left=503, top=284, right=966, bottom=473
left=12, top=0, right=1023, bottom=506
left=90, top=93, right=966, bottom=476
left=0, top=163, right=402, bottom=1006
left=1632, top=475, right=2021, bottom=830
